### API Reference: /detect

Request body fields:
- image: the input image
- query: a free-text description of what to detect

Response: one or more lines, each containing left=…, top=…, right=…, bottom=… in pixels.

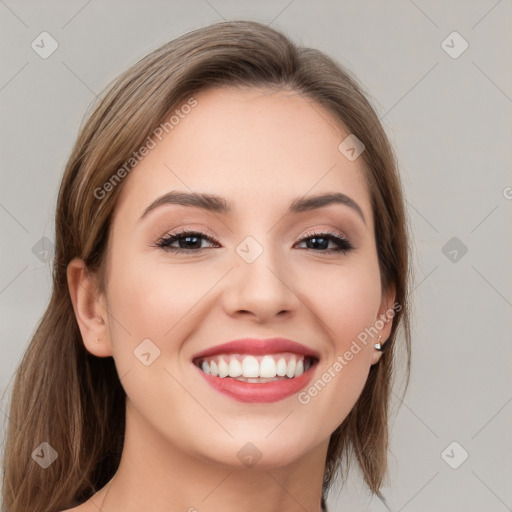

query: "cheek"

left=103, top=260, right=210, bottom=437
left=105, top=256, right=220, bottom=361
left=296, top=265, right=380, bottom=431
left=307, top=258, right=382, bottom=341
left=302, top=259, right=381, bottom=403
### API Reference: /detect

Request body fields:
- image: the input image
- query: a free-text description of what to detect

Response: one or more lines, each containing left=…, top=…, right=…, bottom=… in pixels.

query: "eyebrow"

left=138, top=190, right=366, bottom=225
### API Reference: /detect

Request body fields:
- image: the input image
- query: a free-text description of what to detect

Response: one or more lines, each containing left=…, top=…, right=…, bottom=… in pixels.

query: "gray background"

left=1, top=1, right=511, bottom=511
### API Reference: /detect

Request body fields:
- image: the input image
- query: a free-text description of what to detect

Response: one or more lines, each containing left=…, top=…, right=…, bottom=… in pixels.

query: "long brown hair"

left=1, top=20, right=411, bottom=511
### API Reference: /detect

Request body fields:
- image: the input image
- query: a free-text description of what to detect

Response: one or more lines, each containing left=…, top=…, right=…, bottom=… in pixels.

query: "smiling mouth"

left=193, top=352, right=319, bottom=382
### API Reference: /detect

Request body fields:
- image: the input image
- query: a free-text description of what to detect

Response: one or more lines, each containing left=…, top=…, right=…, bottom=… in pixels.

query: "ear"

left=370, top=283, right=397, bottom=365
left=67, top=257, right=113, bottom=358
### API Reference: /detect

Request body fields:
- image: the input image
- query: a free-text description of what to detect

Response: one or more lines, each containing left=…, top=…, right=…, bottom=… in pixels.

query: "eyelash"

left=154, top=228, right=354, bottom=254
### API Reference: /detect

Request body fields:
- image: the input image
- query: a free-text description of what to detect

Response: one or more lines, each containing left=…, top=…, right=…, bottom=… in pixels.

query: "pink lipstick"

left=192, top=338, right=319, bottom=403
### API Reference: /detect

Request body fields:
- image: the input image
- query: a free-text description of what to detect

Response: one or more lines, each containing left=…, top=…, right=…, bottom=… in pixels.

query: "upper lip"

left=192, top=338, right=321, bottom=361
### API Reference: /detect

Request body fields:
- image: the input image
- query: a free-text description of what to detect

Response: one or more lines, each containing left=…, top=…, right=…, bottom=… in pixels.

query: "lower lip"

left=194, top=364, right=316, bottom=403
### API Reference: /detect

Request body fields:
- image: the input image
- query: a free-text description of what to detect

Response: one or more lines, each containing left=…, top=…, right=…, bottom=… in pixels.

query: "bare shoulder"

left=57, top=501, right=95, bottom=512
left=58, top=486, right=109, bottom=511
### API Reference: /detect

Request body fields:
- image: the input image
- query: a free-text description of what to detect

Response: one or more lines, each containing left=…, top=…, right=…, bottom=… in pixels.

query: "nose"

left=221, top=242, right=300, bottom=323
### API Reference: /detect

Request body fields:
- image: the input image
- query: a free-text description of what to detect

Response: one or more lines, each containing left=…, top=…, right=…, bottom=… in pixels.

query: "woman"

left=2, top=20, right=411, bottom=512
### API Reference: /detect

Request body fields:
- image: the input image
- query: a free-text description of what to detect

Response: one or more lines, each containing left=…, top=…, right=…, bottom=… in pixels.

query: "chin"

left=200, top=434, right=314, bottom=470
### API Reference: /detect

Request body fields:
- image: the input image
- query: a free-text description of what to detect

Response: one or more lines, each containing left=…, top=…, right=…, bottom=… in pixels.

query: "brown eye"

left=155, top=230, right=220, bottom=253
left=295, top=230, right=354, bottom=254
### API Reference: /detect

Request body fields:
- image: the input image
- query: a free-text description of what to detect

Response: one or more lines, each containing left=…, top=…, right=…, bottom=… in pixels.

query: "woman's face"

left=80, top=86, right=394, bottom=470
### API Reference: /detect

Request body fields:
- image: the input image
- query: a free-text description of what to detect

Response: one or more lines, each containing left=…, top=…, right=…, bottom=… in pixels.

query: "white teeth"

left=209, top=360, right=219, bottom=377
left=242, top=355, right=260, bottom=378
left=259, top=356, right=277, bottom=378
left=228, top=358, right=243, bottom=377
left=294, top=358, right=304, bottom=377
left=276, top=357, right=287, bottom=376
left=286, top=358, right=296, bottom=378
left=217, top=357, right=229, bottom=378
left=198, top=353, right=314, bottom=380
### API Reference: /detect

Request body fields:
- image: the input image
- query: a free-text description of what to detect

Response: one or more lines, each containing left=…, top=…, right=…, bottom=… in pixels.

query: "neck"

left=92, top=399, right=328, bottom=512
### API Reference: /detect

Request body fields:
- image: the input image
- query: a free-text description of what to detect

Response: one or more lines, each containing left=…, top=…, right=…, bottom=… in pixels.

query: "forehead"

left=113, top=86, right=373, bottom=228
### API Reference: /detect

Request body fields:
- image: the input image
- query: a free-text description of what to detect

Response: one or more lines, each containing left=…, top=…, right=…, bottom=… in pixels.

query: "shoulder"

left=57, top=490, right=109, bottom=512
left=57, top=502, right=89, bottom=512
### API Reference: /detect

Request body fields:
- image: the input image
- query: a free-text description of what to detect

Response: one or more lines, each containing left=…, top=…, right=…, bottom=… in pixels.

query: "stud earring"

left=374, top=335, right=383, bottom=351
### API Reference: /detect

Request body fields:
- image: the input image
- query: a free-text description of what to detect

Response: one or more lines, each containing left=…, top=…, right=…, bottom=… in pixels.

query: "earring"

left=374, top=335, right=383, bottom=351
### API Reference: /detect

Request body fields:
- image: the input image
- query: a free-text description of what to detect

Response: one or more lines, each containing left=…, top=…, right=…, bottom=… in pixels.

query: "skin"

left=66, top=86, right=395, bottom=512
